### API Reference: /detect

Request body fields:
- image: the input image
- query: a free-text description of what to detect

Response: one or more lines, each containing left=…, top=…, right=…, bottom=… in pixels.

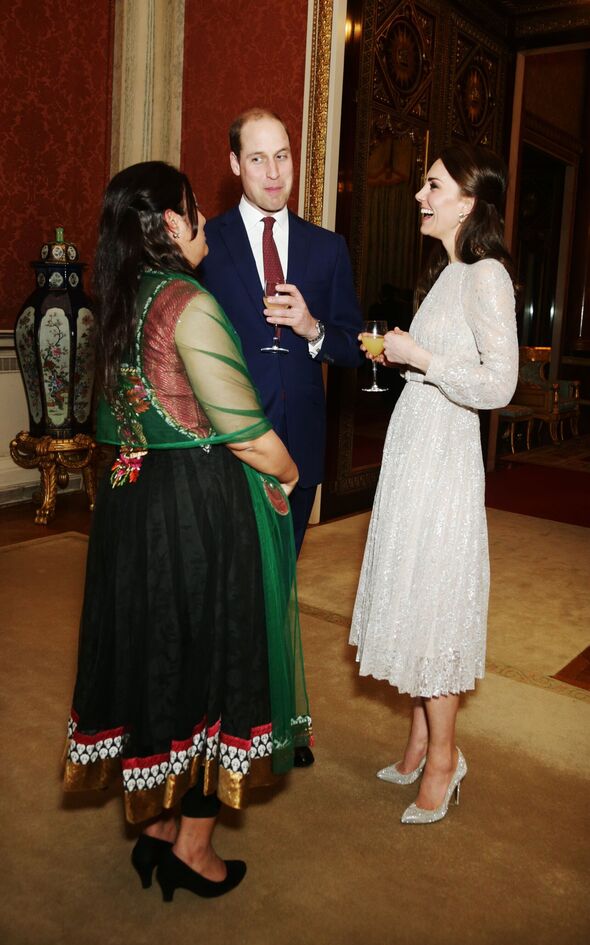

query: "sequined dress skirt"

left=349, top=379, right=489, bottom=697
left=63, top=446, right=277, bottom=822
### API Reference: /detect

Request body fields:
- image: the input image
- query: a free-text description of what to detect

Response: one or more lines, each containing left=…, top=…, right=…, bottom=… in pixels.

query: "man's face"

left=230, top=117, right=294, bottom=213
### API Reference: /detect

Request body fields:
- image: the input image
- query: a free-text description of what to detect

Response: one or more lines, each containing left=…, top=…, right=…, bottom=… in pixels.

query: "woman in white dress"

left=350, top=145, right=519, bottom=824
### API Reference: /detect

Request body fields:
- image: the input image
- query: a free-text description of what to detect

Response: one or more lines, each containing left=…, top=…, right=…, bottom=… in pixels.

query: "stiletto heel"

left=156, top=848, right=247, bottom=901
left=401, top=748, right=467, bottom=824
left=131, top=834, right=174, bottom=889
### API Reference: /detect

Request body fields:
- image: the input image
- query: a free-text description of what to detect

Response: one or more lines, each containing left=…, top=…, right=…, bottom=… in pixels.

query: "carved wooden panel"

left=448, top=14, right=507, bottom=149
left=374, top=2, right=436, bottom=123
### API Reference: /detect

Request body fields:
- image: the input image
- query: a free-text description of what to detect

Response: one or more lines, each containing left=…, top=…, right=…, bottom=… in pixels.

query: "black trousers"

left=289, top=483, right=317, bottom=557
left=181, top=768, right=222, bottom=818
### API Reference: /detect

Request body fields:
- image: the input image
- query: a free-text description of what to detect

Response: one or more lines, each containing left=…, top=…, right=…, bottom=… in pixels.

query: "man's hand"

left=263, top=283, right=319, bottom=340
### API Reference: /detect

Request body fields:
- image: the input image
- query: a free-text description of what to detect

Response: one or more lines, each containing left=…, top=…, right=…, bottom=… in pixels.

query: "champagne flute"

left=261, top=279, right=289, bottom=354
left=361, top=320, right=389, bottom=392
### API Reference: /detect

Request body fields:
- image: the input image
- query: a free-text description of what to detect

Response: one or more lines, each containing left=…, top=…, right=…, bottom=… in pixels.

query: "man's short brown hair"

left=229, top=108, right=290, bottom=157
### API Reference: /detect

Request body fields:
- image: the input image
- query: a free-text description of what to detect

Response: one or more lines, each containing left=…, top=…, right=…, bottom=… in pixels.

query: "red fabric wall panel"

left=181, top=0, right=309, bottom=219
left=0, top=0, right=115, bottom=329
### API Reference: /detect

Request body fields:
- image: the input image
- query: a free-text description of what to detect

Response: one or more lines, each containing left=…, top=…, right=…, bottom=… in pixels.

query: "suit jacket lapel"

left=219, top=207, right=264, bottom=313
left=286, top=211, right=311, bottom=286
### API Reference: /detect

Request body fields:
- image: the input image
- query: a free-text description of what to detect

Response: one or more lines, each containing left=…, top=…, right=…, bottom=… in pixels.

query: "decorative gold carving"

left=9, top=432, right=98, bottom=525
left=497, top=0, right=588, bottom=11
left=369, top=111, right=429, bottom=165
left=449, top=15, right=505, bottom=149
left=303, top=0, right=334, bottom=226
left=375, top=2, right=435, bottom=118
left=461, top=64, right=488, bottom=127
left=387, top=20, right=422, bottom=91
left=514, top=9, right=590, bottom=37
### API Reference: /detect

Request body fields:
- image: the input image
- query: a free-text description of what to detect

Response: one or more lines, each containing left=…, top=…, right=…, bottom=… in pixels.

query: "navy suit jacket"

left=199, top=206, right=363, bottom=487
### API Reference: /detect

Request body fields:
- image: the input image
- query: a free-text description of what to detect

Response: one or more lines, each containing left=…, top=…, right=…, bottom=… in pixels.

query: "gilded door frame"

left=298, top=0, right=347, bottom=229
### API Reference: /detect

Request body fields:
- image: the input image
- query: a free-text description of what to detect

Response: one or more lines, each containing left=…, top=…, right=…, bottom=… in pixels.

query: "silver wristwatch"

left=309, top=320, right=326, bottom=344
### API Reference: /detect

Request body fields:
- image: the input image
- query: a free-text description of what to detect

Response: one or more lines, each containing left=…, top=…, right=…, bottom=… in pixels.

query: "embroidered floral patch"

left=110, top=450, right=147, bottom=487
left=124, top=373, right=150, bottom=413
left=109, top=369, right=149, bottom=464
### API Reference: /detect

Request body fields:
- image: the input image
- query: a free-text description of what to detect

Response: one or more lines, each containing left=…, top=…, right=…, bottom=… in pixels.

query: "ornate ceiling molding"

left=497, top=0, right=590, bottom=11
left=452, top=0, right=590, bottom=41
left=514, top=8, right=590, bottom=37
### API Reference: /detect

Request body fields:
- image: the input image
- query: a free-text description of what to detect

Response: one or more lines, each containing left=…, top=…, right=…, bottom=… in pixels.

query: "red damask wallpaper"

left=0, top=0, right=115, bottom=330
left=181, top=0, right=309, bottom=219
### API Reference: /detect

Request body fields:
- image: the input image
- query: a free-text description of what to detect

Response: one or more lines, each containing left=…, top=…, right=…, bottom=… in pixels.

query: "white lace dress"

left=349, top=259, right=519, bottom=697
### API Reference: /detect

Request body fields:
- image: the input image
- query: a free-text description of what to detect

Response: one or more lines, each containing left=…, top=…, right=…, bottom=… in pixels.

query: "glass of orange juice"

left=361, top=320, right=388, bottom=392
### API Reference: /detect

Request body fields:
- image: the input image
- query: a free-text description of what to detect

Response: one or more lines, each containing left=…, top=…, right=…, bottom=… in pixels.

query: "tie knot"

left=262, top=216, right=275, bottom=232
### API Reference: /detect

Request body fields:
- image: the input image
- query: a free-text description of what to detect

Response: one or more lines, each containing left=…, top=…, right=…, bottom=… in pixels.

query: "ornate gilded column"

left=299, top=0, right=346, bottom=523
left=299, top=0, right=346, bottom=230
left=110, top=0, right=185, bottom=173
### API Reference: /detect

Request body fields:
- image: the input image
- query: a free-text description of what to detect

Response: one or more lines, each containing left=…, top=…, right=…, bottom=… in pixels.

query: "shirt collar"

left=239, top=195, right=289, bottom=232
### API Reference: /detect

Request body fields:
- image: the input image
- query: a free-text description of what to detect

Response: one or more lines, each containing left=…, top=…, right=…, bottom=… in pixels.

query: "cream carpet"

left=1, top=516, right=589, bottom=945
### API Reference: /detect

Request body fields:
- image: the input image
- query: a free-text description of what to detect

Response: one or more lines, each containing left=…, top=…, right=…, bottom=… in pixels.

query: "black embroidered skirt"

left=63, top=446, right=275, bottom=822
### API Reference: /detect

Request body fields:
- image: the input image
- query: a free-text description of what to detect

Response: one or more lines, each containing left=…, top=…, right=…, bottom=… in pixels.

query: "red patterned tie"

left=262, top=216, right=284, bottom=288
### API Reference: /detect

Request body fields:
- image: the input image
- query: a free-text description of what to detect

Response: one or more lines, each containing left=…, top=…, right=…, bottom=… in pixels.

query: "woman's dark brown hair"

left=418, top=144, right=513, bottom=298
left=93, top=161, right=199, bottom=395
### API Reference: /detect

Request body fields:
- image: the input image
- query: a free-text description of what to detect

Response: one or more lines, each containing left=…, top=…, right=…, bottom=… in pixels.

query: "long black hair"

left=418, top=144, right=512, bottom=298
left=93, top=160, right=199, bottom=394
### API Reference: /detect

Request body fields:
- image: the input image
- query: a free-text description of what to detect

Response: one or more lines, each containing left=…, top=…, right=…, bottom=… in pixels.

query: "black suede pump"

left=155, top=848, right=247, bottom=901
left=131, top=834, right=174, bottom=889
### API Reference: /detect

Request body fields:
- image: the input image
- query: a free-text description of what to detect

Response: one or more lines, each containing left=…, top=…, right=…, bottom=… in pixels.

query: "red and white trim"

left=66, top=713, right=275, bottom=793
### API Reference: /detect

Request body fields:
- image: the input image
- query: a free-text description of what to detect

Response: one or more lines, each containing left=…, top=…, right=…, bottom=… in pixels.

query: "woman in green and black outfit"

left=63, top=161, right=311, bottom=902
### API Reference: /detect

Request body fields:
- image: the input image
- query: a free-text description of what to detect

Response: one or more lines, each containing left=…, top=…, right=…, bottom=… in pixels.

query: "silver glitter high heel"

left=376, top=755, right=426, bottom=785
left=400, top=749, right=467, bottom=824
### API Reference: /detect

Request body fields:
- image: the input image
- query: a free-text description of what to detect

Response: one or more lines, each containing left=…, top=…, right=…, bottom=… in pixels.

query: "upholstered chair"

left=497, top=403, right=534, bottom=453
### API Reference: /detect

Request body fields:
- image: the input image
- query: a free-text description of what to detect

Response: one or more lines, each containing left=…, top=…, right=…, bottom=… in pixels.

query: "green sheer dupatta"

left=245, top=473, right=312, bottom=771
left=173, top=273, right=312, bottom=772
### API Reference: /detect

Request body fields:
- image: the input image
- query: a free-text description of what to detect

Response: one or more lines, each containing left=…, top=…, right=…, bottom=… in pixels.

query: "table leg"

left=36, top=457, right=58, bottom=525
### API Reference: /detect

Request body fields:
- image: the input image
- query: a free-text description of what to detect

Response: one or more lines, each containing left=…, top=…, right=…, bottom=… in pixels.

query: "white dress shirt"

left=238, top=196, right=324, bottom=356
left=239, top=196, right=289, bottom=288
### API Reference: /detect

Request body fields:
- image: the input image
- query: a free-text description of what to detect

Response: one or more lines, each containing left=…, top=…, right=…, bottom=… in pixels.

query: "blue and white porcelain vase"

left=14, top=227, right=96, bottom=439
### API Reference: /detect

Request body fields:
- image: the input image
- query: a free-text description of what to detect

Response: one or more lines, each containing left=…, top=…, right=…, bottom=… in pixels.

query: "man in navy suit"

left=200, top=108, right=363, bottom=558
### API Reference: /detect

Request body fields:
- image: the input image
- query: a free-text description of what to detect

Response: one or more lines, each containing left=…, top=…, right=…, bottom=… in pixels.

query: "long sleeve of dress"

left=175, top=289, right=271, bottom=442
left=424, top=259, right=519, bottom=410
